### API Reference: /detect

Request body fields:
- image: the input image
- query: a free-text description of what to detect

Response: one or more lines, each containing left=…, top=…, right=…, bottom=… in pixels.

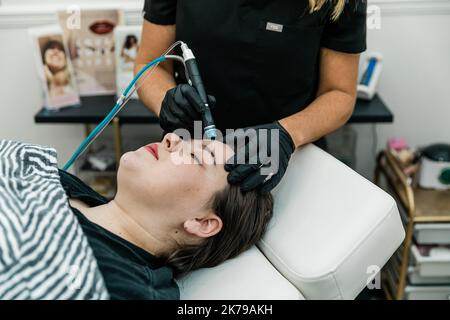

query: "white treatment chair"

left=177, top=144, right=405, bottom=300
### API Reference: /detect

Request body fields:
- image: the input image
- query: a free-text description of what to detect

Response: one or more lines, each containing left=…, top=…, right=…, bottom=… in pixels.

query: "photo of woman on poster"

left=121, top=35, right=139, bottom=70
left=29, top=26, right=80, bottom=110
left=114, top=26, right=141, bottom=99
left=40, top=39, right=74, bottom=98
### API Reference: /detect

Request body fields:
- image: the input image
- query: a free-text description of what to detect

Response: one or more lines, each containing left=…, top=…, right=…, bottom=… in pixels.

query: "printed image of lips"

left=89, top=21, right=115, bottom=35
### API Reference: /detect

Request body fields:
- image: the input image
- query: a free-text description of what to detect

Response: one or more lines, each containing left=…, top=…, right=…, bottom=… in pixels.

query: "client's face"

left=116, top=133, right=234, bottom=220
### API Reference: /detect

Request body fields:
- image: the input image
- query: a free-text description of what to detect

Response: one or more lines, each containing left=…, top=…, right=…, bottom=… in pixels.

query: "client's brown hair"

left=165, top=185, right=273, bottom=277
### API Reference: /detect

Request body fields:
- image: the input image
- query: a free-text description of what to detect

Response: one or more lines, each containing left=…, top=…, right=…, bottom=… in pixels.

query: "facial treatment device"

left=180, top=43, right=217, bottom=140
left=63, top=41, right=217, bottom=171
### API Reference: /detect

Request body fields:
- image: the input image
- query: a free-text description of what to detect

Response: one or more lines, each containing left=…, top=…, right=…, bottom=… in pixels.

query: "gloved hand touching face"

left=224, top=121, right=295, bottom=194
left=159, top=84, right=216, bottom=133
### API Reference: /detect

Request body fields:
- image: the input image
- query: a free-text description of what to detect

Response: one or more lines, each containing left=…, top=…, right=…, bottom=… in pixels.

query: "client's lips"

left=144, top=143, right=159, bottom=160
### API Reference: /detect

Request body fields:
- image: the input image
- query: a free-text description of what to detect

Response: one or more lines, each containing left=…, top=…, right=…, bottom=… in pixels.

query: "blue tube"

left=63, top=56, right=167, bottom=171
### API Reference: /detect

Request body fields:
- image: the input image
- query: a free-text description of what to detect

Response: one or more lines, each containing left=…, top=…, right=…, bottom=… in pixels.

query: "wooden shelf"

left=375, top=150, right=450, bottom=300
left=414, top=188, right=450, bottom=222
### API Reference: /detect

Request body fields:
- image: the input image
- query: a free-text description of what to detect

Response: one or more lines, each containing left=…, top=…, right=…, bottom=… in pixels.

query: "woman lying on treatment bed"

left=61, top=133, right=273, bottom=299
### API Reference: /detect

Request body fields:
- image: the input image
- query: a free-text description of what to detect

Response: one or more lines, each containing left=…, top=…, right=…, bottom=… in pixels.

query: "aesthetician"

left=135, top=0, right=367, bottom=193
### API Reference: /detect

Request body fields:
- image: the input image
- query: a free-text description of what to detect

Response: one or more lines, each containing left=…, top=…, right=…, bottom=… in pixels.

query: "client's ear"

left=183, top=213, right=223, bottom=238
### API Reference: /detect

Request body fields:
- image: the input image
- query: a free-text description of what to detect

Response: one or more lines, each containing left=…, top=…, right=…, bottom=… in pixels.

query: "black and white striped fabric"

left=0, top=140, right=108, bottom=299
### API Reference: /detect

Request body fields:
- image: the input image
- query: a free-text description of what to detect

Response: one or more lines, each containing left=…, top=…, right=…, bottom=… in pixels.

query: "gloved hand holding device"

left=225, top=121, right=295, bottom=193
left=159, top=84, right=216, bottom=133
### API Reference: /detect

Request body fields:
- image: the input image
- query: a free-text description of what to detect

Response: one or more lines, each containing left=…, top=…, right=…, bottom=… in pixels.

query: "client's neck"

left=79, top=199, right=176, bottom=257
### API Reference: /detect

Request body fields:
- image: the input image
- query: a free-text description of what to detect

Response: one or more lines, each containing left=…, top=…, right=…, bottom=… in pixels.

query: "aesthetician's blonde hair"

left=309, top=0, right=346, bottom=21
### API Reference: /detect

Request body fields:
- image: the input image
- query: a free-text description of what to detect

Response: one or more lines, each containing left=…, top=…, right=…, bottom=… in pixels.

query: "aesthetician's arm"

left=279, top=48, right=360, bottom=147
left=134, top=20, right=177, bottom=116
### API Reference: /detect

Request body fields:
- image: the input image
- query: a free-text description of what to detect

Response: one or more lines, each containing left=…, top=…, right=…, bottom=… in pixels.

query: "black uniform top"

left=143, top=0, right=367, bottom=131
left=59, top=170, right=180, bottom=300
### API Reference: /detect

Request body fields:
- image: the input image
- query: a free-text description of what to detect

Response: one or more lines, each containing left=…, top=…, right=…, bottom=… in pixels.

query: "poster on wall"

left=58, top=9, right=124, bottom=96
left=29, top=25, right=80, bottom=110
left=114, top=25, right=142, bottom=99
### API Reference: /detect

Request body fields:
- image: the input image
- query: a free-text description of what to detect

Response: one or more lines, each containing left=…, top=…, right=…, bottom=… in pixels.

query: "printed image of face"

left=44, top=45, right=66, bottom=73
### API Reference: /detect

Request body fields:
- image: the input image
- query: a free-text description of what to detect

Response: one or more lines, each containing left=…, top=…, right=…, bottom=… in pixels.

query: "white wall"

left=354, top=10, right=450, bottom=178
left=0, top=1, right=449, bottom=177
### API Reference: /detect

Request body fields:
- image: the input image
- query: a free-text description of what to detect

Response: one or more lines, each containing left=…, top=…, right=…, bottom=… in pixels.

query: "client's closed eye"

left=191, top=152, right=201, bottom=165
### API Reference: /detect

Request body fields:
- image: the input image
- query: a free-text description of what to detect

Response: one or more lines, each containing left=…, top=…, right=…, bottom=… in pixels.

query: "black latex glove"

left=225, top=122, right=295, bottom=193
left=159, top=84, right=216, bottom=133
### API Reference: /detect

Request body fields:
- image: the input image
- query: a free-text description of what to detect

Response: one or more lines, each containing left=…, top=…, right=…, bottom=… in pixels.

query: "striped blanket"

left=0, top=140, right=108, bottom=299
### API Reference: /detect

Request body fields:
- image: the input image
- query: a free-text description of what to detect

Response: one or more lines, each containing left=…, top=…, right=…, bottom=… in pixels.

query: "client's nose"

left=162, top=133, right=182, bottom=152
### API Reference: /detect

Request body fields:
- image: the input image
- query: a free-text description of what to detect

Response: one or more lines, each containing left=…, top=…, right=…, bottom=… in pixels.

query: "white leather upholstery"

left=177, top=247, right=304, bottom=300
left=179, top=144, right=405, bottom=300
left=259, top=144, right=405, bottom=299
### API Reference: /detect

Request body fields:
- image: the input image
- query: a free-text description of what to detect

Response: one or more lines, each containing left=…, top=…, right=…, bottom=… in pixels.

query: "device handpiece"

left=181, top=43, right=217, bottom=140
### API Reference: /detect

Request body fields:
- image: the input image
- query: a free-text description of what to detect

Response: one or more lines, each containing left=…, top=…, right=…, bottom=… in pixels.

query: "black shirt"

left=59, top=170, right=180, bottom=300
left=143, top=0, right=367, bottom=131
